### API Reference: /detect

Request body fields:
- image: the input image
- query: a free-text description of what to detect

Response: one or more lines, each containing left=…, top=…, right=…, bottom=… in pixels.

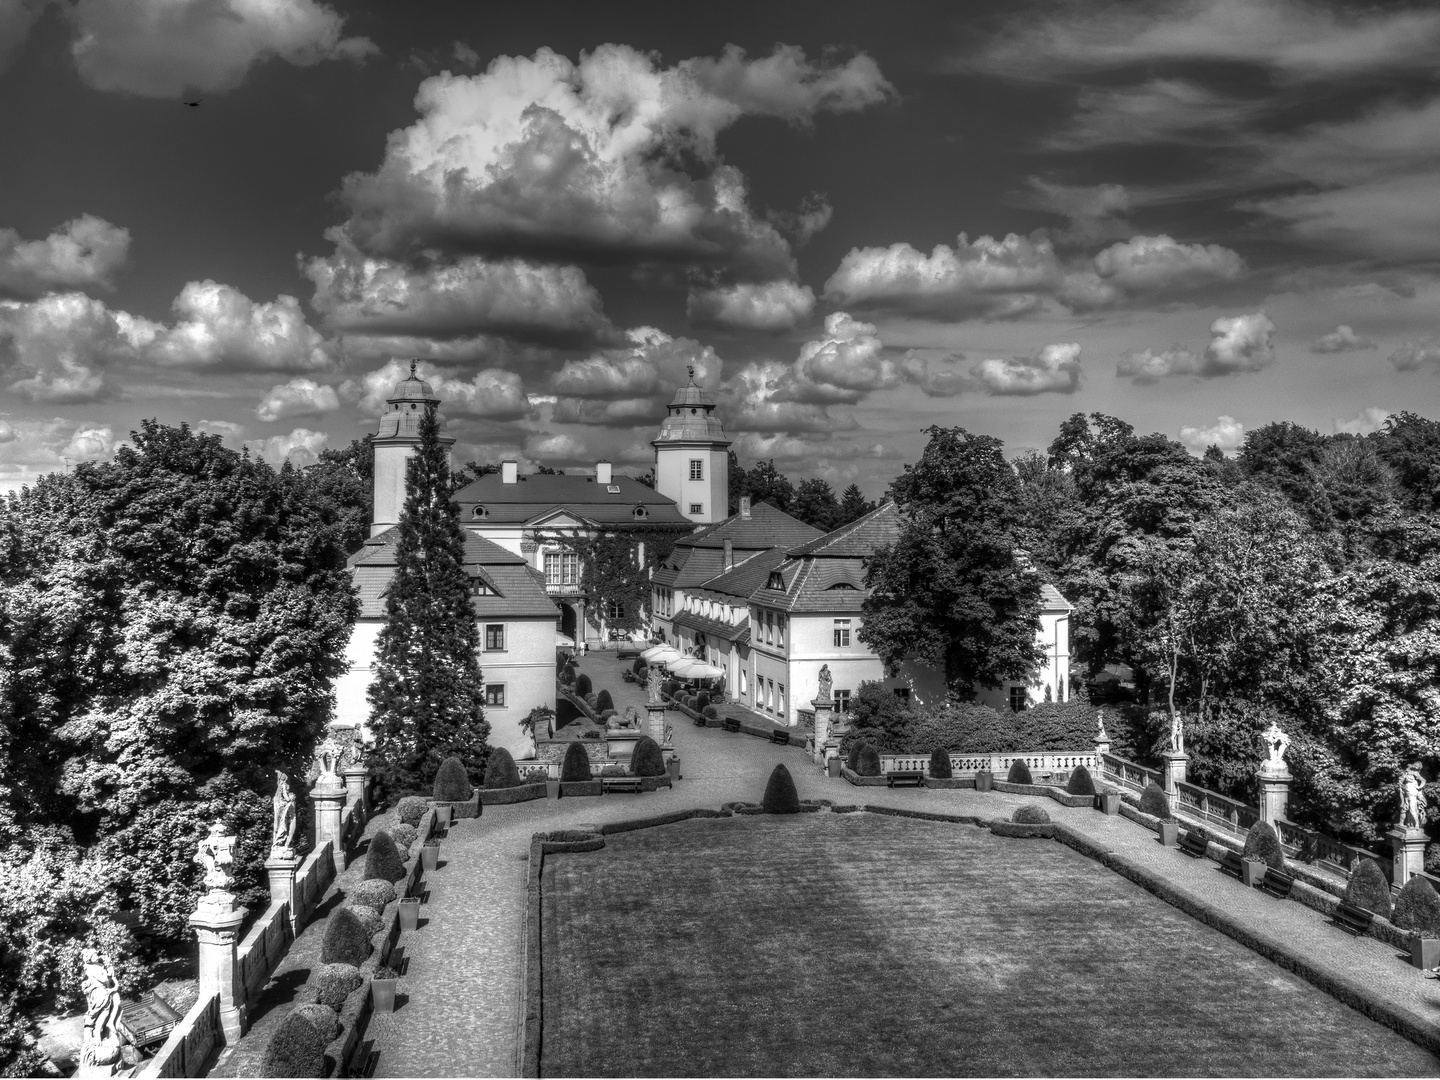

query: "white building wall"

left=335, top=619, right=384, bottom=727
left=655, top=446, right=727, bottom=524
left=786, top=613, right=884, bottom=723
left=371, top=444, right=414, bottom=537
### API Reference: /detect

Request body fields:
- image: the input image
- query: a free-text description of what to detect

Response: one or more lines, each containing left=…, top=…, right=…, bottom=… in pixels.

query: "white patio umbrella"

left=678, top=661, right=725, bottom=680
left=651, top=648, right=683, bottom=666
left=666, top=657, right=703, bottom=677
left=640, top=645, right=671, bottom=661
left=556, top=634, right=576, bottom=648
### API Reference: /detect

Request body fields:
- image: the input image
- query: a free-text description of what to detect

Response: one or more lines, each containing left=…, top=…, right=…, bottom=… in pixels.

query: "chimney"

left=502, top=460, right=518, bottom=484
left=596, top=460, right=612, bottom=485
left=739, top=495, right=751, bottom=519
left=724, top=538, right=733, bottom=571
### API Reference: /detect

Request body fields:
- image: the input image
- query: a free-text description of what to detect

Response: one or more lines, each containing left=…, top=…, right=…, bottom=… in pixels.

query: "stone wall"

left=136, top=993, right=221, bottom=1079
left=236, top=902, right=293, bottom=1003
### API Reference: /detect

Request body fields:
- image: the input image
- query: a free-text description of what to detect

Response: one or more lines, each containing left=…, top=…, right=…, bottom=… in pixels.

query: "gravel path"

left=364, top=653, right=1440, bottom=1077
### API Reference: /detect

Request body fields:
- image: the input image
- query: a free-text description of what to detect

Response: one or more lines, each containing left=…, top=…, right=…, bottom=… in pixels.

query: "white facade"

left=654, top=447, right=727, bottom=525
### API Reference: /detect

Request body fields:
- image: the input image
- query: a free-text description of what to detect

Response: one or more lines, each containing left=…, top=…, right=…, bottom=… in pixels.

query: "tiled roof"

left=1040, top=583, right=1073, bottom=611
left=452, top=473, right=691, bottom=525
left=785, top=501, right=902, bottom=558
left=672, top=609, right=751, bottom=643
left=680, top=501, right=822, bottom=551
left=656, top=547, right=729, bottom=589
left=691, top=546, right=790, bottom=601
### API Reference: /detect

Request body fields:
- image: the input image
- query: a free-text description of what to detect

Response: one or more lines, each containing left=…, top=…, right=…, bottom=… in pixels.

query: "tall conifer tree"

left=368, top=403, right=488, bottom=795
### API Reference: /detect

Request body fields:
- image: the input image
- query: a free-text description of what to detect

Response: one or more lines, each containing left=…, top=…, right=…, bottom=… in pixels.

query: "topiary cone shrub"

left=483, top=748, right=522, bottom=789
left=293, top=1003, right=341, bottom=1044
left=1345, top=857, right=1394, bottom=918
left=696, top=693, right=710, bottom=711
left=702, top=705, right=718, bottom=719
left=349, top=880, right=396, bottom=911
left=846, top=740, right=865, bottom=772
left=596, top=689, right=614, bottom=713
left=1393, top=876, right=1440, bottom=937
left=575, top=673, right=592, bottom=697
left=1242, top=821, right=1285, bottom=870
left=561, top=741, right=593, bottom=782
left=259, top=1009, right=329, bottom=1078
left=630, top=736, right=666, bottom=777
left=1066, top=763, right=1096, bottom=796
left=855, top=743, right=882, bottom=777
left=364, top=831, right=407, bottom=883
left=347, top=904, right=383, bottom=937
left=313, top=963, right=362, bottom=1008
left=320, top=906, right=372, bottom=967
left=1013, top=804, right=1051, bottom=824
left=929, top=748, right=952, bottom=779
left=1006, top=759, right=1032, bottom=784
left=388, top=823, right=418, bottom=853
left=1139, top=782, right=1172, bottom=821
left=761, top=764, right=801, bottom=814
left=396, top=796, right=428, bottom=827
left=433, top=756, right=474, bottom=802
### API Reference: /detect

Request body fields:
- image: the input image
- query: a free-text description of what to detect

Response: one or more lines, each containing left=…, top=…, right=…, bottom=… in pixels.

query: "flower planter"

left=398, top=897, right=420, bottom=932
left=434, top=804, right=452, bottom=829
left=827, top=757, right=843, bottom=779
left=1411, top=937, right=1440, bottom=970
left=975, top=770, right=993, bottom=792
left=372, top=977, right=398, bottom=1013
left=666, top=758, right=681, bottom=783
left=1241, top=858, right=1266, bottom=888
left=421, top=843, right=439, bottom=871
left=1158, top=820, right=1179, bottom=846
left=546, top=779, right=561, bottom=800
left=1098, top=791, right=1120, bottom=815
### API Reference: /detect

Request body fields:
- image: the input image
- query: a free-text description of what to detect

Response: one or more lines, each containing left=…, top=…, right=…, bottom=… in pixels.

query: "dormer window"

left=767, top=571, right=784, bottom=590
left=633, top=505, right=648, bottom=519
left=473, top=505, right=487, bottom=519
left=474, top=581, right=495, bottom=596
left=828, top=582, right=857, bottom=590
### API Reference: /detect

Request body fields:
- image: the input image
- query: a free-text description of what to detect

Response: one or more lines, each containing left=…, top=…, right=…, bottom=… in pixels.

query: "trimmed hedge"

left=881, top=698, right=1099, bottom=755
left=630, top=736, right=666, bottom=777
left=348, top=879, right=395, bottom=910
left=319, top=907, right=371, bottom=967
left=484, top=747, right=523, bottom=789
left=575, top=673, right=593, bottom=697
left=1242, top=822, right=1285, bottom=870
left=560, top=741, right=593, bottom=783
left=1344, top=858, right=1394, bottom=918
left=702, top=705, right=718, bottom=719
left=1138, top=782, right=1172, bottom=821
left=363, top=831, right=406, bottom=883
left=1013, top=803, right=1052, bottom=824
left=259, top=1010, right=329, bottom=1078
left=1393, top=876, right=1440, bottom=937
left=389, top=823, right=418, bottom=852
left=928, top=748, right=952, bottom=779
left=1006, top=759, right=1032, bottom=785
left=294, top=1003, right=341, bottom=1044
left=596, top=689, right=614, bottom=713
left=696, top=693, right=711, bottom=711
left=313, top=963, right=362, bottom=1009
left=1066, top=763, right=1096, bottom=796
left=347, top=904, right=383, bottom=937
left=396, top=796, right=428, bottom=827
left=432, top=756, right=473, bottom=802
left=761, top=764, right=801, bottom=814
left=855, top=744, right=881, bottom=777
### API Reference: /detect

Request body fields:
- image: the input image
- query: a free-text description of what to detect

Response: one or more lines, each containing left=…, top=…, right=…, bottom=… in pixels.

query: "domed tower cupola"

left=651, top=363, right=731, bottom=524
left=370, top=359, right=455, bottom=536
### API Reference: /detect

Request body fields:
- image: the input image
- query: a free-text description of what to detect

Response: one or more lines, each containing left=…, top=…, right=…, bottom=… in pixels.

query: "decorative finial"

left=687, top=362, right=696, bottom=381
left=409, top=358, right=417, bottom=378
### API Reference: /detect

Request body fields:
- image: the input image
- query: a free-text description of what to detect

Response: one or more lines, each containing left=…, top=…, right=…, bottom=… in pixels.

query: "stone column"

left=190, top=822, right=247, bottom=1044
left=1256, top=765, right=1291, bottom=827
left=264, top=851, right=302, bottom=934
left=1390, top=827, right=1429, bottom=889
left=646, top=701, right=666, bottom=742
left=342, top=766, right=368, bottom=816
left=1161, top=751, right=1189, bottom=816
left=812, top=697, right=834, bottom=768
left=311, top=780, right=347, bottom=876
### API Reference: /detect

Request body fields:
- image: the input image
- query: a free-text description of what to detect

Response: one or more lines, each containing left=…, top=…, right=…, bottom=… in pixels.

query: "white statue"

left=79, top=948, right=127, bottom=1077
left=194, top=821, right=237, bottom=897
left=315, top=738, right=342, bottom=787
left=1260, top=721, right=1290, bottom=773
left=646, top=667, right=662, bottom=705
left=271, top=771, right=297, bottom=855
left=1400, top=764, right=1428, bottom=830
left=817, top=664, right=833, bottom=702
left=1096, top=711, right=1110, bottom=746
left=1168, top=710, right=1184, bottom=755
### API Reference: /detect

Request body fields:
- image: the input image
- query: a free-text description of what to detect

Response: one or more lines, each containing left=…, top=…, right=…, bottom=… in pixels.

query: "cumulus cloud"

left=256, top=377, right=339, bottom=421
left=62, top=425, right=117, bottom=461
left=198, top=419, right=246, bottom=439
left=0, top=416, right=125, bottom=489
left=65, top=0, right=377, bottom=97
left=1022, top=179, right=1132, bottom=244
left=1389, top=337, right=1440, bottom=373
left=1310, top=324, right=1375, bottom=354
left=303, top=232, right=613, bottom=345
left=0, top=292, right=156, bottom=402
left=823, top=231, right=1242, bottom=319
left=686, top=280, right=815, bottom=331
left=339, top=357, right=533, bottom=421
left=243, top=427, right=328, bottom=468
left=548, top=326, right=720, bottom=426
left=1334, top=406, right=1392, bottom=435
left=1203, top=310, right=1275, bottom=375
left=1179, top=415, right=1246, bottom=456
left=334, top=44, right=890, bottom=275
left=525, top=431, right=588, bottom=462
left=790, top=312, right=924, bottom=404
left=970, top=342, right=1082, bottom=396
left=0, top=0, right=45, bottom=75
left=0, top=215, right=131, bottom=300
left=1116, top=345, right=1201, bottom=384
left=146, top=281, right=332, bottom=372
left=549, top=397, right=658, bottom=427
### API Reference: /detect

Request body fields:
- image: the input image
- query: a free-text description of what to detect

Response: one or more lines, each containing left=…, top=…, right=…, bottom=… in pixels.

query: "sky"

left=1, top=0, right=1438, bottom=498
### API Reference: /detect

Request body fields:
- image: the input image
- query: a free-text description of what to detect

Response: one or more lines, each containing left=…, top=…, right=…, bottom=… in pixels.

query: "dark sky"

left=1, top=0, right=1438, bottom=495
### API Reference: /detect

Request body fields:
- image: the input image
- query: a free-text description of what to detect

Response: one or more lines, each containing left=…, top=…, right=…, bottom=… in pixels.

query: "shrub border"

left=430, top=792, right=481, bottom=819
left=840, top=765, right=888, bottom=786
left=990, top=820, right=1056, bottom=838
left=479, top=782, right=548, bottom=805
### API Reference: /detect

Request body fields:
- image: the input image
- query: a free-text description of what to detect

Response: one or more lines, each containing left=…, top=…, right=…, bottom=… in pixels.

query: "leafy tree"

left=839, top=681, right=913, bottom=751
left=861, top=426, right=1044, bottom=700
left=792, top=477, right=840, bottom=532
left=1010, top=449, right=1078, bottom=580
left=542, top=524, right=688, bottom=638
left=535, top=465, right=564, bottom=475
left=306, top=435, right=374, bottom=555
left=633, top=468, right=655, bottom=489
left=367, top=404, right=489, bottom=797
left=726, top=449, right=743, bottom=514
left=1372, top=412, right=1440, bottom=513
left=836, top=483, right=874, bottom=526
left=742, top=460, right=795, bottom=514
left=451, top=460, right=499, bottom=488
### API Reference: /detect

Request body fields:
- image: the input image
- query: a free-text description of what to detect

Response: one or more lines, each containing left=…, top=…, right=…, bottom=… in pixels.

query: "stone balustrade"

left=880, top=750, right=1098, bottom=775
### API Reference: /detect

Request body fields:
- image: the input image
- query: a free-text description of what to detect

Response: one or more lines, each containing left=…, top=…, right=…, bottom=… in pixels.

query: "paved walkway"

left=365, top=656, right=1440, bottom=1077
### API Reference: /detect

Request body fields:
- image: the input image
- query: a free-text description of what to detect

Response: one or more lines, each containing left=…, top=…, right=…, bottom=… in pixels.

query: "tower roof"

left=374, top=359, right=449, bottom=441
left=653, top=363, right=730, bottom=448
left=666, top=362, right=716, bottom=410
left=388, top=359, right=439, bottom=404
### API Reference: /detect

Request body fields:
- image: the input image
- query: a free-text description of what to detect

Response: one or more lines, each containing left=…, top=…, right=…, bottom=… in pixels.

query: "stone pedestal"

left=190, top=899, right=247, bottom=1043
left=311, top=781, right=347, bottom=875
left=1390, top=826, right=1429, bottom=889
left=646, top=702, right=666, bottom=742
left=1257, top=767, right=1291, bottom=827
left=1160, top=751, right=1189, bottom=816
left=264, top=851, right=301, bottom=934
left=812, top=698, right=834, bottom=768
left=342, top=766, right=368, bottom=816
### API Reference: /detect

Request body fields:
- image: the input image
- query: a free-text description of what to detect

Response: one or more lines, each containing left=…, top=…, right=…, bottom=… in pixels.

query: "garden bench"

left=1218, top=848, right=1246, bottom=880
left=886, top=771, right=925, bottom=788
left=602, top=777, right=644, bottom=794
left=1331, top=901, right=1374, bottom=936
left=1257, top=867, right=1295, bottom=900
left=1177, top=830, right=1210, bottom=859
left=770, top=728, right=789, bottom=744
left=722, top=717, right=741, bottom=733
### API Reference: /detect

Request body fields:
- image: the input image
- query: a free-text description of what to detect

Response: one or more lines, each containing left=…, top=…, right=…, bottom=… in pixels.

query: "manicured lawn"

left=539, top=813, right=1440, bottom=1077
